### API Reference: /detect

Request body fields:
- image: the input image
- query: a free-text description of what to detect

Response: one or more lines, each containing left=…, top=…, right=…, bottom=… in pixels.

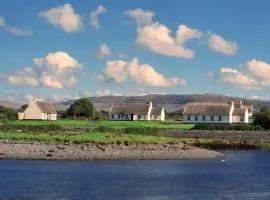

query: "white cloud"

left=98, top=58, right=187, bottom=87
left=34, top=51, right=82, bottom=71
left=39, top=3, right=82, bottom=33
left=245, top=59, right=270, bottom=80
left=98, top=43, right=111, bottom=58
left=90, top=5, right=107, bottom=29
left=125, top=8, right=154, bottom=25
left=5, top=27, right=33, bottom=36
left=127, top=58, right=187, bottom=87
left=0, top=16, right=33, bottom=36
left=219, top=67, right=259, bottom=90
left=96, top=89, right=122, bottom=97
left=208, top=33, right=238, bottom=55
left=7, top=67, right=39, bottom=87
left=0, top=16, right=5, bottom=27
left=7, top=51, right=82, bottom=89
left=176, top=25, right=202, bottom=44
left=98, top=60, right=127, bottom=83
left=136, top=23, right=200, bottom=59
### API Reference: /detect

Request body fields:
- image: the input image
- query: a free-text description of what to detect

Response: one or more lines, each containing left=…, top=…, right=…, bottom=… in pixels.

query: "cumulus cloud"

left=39, top=4, right=82, bottom=33
left=98, top=60, right=127, bottom=84
left=7, top=67, right=39, bottom=87
left=125, top=8, right=154, bottom=25
left=219, top=67, right=259, bottom=90
left=176, top=25, right=202, bottom=44
left=217, top=59, right=270, bottom=90
left=90, top=5, right=107, bottom=29
left=208, top=33, right=238, bottom=55
left=98, top=43, right=111, bottom=58
left=0, top=16, right=33, bottom=36
left=7, top=51, right=82, bottom=89
left=136, top=23, right=201, bottom=59
left=98, top=58, right=187, bottom=87
left=245, top=59, right=270, bottom=80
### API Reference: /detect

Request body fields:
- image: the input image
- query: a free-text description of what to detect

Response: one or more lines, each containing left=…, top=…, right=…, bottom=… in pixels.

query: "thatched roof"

left=110, top=103, right=150, bottom=115
left=183, top=102, right=231, bottom=116
left=36, top=101, right=57, bottom=114
left=110, top=103, right=163, bottom=115
left=234, top=102, right=253, bottom=113
left=151, top=106, right=163, bottom=115
left=233, top=108, right=246, bottom=116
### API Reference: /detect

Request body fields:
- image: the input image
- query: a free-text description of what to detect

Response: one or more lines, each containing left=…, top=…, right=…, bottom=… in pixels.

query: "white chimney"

left=239, top=101, right=243, bottom=108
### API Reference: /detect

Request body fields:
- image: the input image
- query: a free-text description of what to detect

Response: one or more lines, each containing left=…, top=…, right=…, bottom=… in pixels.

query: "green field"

left=0, top=131, right=196, bottom=144
left=6, top=120, right=194, bottom=129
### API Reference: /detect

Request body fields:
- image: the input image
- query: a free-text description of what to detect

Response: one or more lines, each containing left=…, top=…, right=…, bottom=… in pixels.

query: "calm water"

left=0, top=151, right=270, bottom=200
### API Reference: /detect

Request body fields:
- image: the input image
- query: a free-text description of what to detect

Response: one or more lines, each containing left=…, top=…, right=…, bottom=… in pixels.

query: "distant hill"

left=0, top=100, right=21, bottom=110
left=53, top=94, right=270, bottom=113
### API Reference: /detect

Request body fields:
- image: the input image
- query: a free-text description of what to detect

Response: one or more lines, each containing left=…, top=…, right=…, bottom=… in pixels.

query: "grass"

left=6, top=120, right=194, bottom=129
left=0, top=131, right=192, bottom=144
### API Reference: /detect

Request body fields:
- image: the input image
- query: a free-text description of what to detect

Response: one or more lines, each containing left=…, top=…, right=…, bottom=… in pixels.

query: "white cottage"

left=18, top=99, right=57, bottom=120
left=183, top=101, right=252, bottom=124
left=109, top=102, right=165, bottom=121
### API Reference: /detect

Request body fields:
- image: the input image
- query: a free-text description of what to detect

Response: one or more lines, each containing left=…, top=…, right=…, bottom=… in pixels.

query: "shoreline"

left=0, top=140, right=223, bottom=160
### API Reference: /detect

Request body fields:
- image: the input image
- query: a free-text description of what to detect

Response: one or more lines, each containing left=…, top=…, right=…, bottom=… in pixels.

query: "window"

left=187, top=115, right=190, bottom=120
left=195, top=116, right=198, bottom=121
left=112, top=114, right=114, bottom=119
left=211, top=116, right=214, bottom=121
left=138, top=115, right=141, bottom=119
left=118, top=114, right=121, bottom=119
left=202, top=116, right=206, bottom=121
left=219, top=116, right=222, bottom=121
left=155, top=115, right=157, bottom=119
left=240, top=116, right=243, bottom=121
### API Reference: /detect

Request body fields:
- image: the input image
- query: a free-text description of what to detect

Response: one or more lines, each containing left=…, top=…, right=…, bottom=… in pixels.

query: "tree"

left=253, top=107, right=270, bottom=129
left=66, top=98, right=94, bottom=120
left=0, top=106, right=17, bottom=120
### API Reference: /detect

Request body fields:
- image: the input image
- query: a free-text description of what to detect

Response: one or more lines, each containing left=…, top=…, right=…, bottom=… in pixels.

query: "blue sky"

left=1, top=0, right=270, bottom=102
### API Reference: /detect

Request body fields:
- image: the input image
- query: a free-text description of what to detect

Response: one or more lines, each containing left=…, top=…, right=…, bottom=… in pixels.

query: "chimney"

left=239, top=101, right=243, bottom=109
left=231, top=101, right=234, bottom=109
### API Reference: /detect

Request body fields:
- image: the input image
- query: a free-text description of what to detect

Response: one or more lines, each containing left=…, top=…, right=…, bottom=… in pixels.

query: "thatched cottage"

left=183, top=101, right=253, bottom=124
left=109, top=102, right=165, bottom=121
left=18, top=99, right=57, bottom=120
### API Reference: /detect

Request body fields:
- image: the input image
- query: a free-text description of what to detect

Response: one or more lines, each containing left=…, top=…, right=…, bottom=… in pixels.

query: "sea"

left=0, top=150, right=270, bottom=200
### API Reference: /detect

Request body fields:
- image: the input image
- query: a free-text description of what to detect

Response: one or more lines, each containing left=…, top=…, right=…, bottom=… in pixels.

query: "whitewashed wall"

left=24, top=102, right=43, bottom=120
left=183, top=115, right=230, bottom=124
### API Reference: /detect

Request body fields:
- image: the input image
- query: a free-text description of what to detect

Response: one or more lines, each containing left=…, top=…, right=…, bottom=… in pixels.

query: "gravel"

left=0, top=140, right=223, bottom=160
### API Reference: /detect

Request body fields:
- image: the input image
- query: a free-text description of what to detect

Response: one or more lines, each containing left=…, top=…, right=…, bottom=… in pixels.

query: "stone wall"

left=158, top=129, right=270, bottom=143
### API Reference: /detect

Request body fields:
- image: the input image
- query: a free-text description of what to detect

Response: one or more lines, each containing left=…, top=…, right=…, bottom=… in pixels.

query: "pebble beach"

left=0, top=140, right=223, bottom=160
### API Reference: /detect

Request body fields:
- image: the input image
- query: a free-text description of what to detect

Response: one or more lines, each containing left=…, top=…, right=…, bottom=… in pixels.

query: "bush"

left=193, top=124, right=263, bottom=131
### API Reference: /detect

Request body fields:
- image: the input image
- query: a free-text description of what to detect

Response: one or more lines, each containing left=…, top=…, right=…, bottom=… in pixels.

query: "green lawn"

left=0, top=131, right=192, bottom=144
left=6, top=120, right=194, bottom=129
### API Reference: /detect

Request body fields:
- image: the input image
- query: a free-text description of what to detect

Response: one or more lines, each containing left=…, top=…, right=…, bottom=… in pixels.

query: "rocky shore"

left=0, top=140, right=223, bottom=160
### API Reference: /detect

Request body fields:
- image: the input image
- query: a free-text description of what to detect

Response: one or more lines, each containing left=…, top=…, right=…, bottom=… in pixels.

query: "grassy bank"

left=5, top=120, right=194, bottom=129
left=0, top=131, right=192, bottom=144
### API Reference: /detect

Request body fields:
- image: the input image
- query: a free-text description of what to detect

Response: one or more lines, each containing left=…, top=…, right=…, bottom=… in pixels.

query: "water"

left=0, top=150, right=270, bottom=200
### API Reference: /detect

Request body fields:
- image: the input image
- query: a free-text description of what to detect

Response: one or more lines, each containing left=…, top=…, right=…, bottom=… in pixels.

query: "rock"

left=48, top=149, right=54, bottom=153
left=56, top=145, right=65, bottom=150
left=0, top=152, right=4, bottom=155
left=46, top=153, right=53, bottom=157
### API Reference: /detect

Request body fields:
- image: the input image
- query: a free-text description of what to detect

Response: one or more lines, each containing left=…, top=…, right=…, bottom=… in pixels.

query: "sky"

left=1, top=0, right=270, bottom=103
